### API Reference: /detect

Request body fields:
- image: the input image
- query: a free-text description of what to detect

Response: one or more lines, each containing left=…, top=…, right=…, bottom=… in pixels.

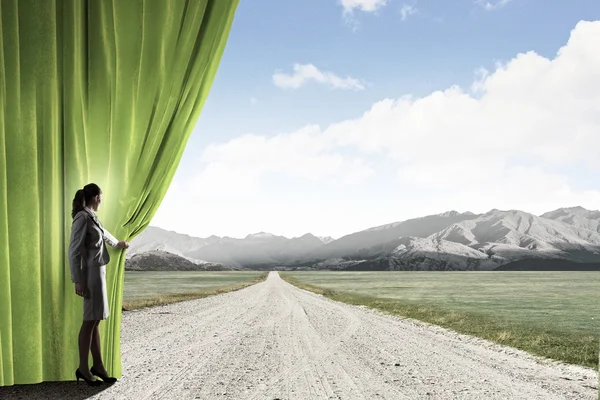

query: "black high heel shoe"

left=75, top=369, right=102, bottom=386
left=90, top=365, right=118, bottom=383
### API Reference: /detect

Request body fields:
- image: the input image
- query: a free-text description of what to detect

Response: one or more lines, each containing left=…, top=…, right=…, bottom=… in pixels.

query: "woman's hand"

left=75, top=282, right=86, bottom=297
left=117, top=240, right=130, bottom=249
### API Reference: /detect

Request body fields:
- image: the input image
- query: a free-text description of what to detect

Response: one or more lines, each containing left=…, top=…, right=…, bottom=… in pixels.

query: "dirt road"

left=4, top=271, right=598, bottom=399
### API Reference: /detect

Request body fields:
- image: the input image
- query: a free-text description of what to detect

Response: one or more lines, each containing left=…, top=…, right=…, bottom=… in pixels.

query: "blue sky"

left=151, top=0, right=600, bottom=239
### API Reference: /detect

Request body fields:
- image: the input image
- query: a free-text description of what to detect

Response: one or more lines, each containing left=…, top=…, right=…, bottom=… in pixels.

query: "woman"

left=68, top=183, right=129, bottom=386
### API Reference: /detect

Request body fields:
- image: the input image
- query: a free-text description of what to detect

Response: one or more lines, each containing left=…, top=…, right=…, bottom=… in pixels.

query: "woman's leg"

left=91, top=320, right=109, bottom=375
left=78, top=320, right=97, bottom=378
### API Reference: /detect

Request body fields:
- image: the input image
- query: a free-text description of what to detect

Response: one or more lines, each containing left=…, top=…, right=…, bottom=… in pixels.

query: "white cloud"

left=154, top=21, right=600, bottom=238
left=193, top=126, right=375, bottom=198
left=400, top=4, right=418, bottom=21
left=339, top=0, right=388, bottom=14
left=273, top=64, right=365, bottom=90
left=321, top=22, right=600, bottom=168
left=339, top=0, right=388, bottom=30
left=476, top=0, right=513, bottom=11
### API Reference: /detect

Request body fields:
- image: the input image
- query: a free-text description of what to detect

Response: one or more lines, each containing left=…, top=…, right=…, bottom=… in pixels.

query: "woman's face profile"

left=94, top=192, right=103, bottom=210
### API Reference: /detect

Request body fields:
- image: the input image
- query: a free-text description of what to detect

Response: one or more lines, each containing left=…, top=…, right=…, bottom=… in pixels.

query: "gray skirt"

left=82, top=264, right=110, bottom=321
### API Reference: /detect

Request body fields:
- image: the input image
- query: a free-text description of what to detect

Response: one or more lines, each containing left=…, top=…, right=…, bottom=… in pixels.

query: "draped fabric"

left=0, top=0, right=239, bottom=386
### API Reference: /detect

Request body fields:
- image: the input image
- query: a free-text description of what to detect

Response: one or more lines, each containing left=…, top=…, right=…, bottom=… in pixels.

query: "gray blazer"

left=68, top=208, right=119, bottom=283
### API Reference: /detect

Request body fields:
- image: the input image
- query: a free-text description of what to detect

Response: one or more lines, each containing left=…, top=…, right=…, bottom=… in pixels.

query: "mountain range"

left=126, top=206, right=600, bottom=271
left=125, top=251, right=240, bottom=272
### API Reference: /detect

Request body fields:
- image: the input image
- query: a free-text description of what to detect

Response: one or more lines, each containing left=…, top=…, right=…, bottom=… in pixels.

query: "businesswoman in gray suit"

left=68, top=183, right=129, bottom=386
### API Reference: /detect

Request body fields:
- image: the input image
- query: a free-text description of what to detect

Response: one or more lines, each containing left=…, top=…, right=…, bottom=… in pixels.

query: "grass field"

left=280, top=271, right=600, bottom=369
left=123, top=271, right=268, bottom=310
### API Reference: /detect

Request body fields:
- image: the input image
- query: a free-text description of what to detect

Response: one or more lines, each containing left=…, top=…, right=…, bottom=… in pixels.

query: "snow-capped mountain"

left=245, top=232, right=285, bottom=241
left=126, top=226, right=220, bottom=259
left=382, top=209, right=600, bottom=270
left=128, top=229, right=330, bottom=268
left=308, top=210, right=479, bottom=260
left=318, top=236, right=336, bottom=244
left=389, top=236, right=505, bottom=271
left=125, top=250, right=238, bottom=271
left=541, top=206, right=600, bottom=233
left=431, top=209, right=600, bottom=254
left=128, top=207, right=600, bottom=271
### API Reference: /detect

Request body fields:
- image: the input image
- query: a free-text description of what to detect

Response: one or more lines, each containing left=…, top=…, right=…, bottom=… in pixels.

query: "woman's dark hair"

left=71, top=183, right=101, bottom=219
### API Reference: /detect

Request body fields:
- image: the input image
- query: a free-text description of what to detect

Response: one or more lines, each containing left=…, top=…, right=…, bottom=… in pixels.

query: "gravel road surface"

left=2, top=271, right=597, bottom=399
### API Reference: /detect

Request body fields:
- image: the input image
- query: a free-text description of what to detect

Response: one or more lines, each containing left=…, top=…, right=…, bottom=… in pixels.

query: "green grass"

left=280, top=271, right=600, bottom=369
left=122, top=271, right=268, bottom=310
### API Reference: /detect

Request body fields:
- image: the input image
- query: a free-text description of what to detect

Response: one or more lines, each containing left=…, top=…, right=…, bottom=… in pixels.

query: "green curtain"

left=0, top=0, right=239, bottom=386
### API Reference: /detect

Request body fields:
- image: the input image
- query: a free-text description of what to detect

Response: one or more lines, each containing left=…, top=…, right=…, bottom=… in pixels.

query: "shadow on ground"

left=0, top=380, right=114, bottom=399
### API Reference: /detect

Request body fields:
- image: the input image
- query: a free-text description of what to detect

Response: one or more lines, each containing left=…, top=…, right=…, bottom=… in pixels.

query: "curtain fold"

left=0, top=0, right=239, bottom=386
